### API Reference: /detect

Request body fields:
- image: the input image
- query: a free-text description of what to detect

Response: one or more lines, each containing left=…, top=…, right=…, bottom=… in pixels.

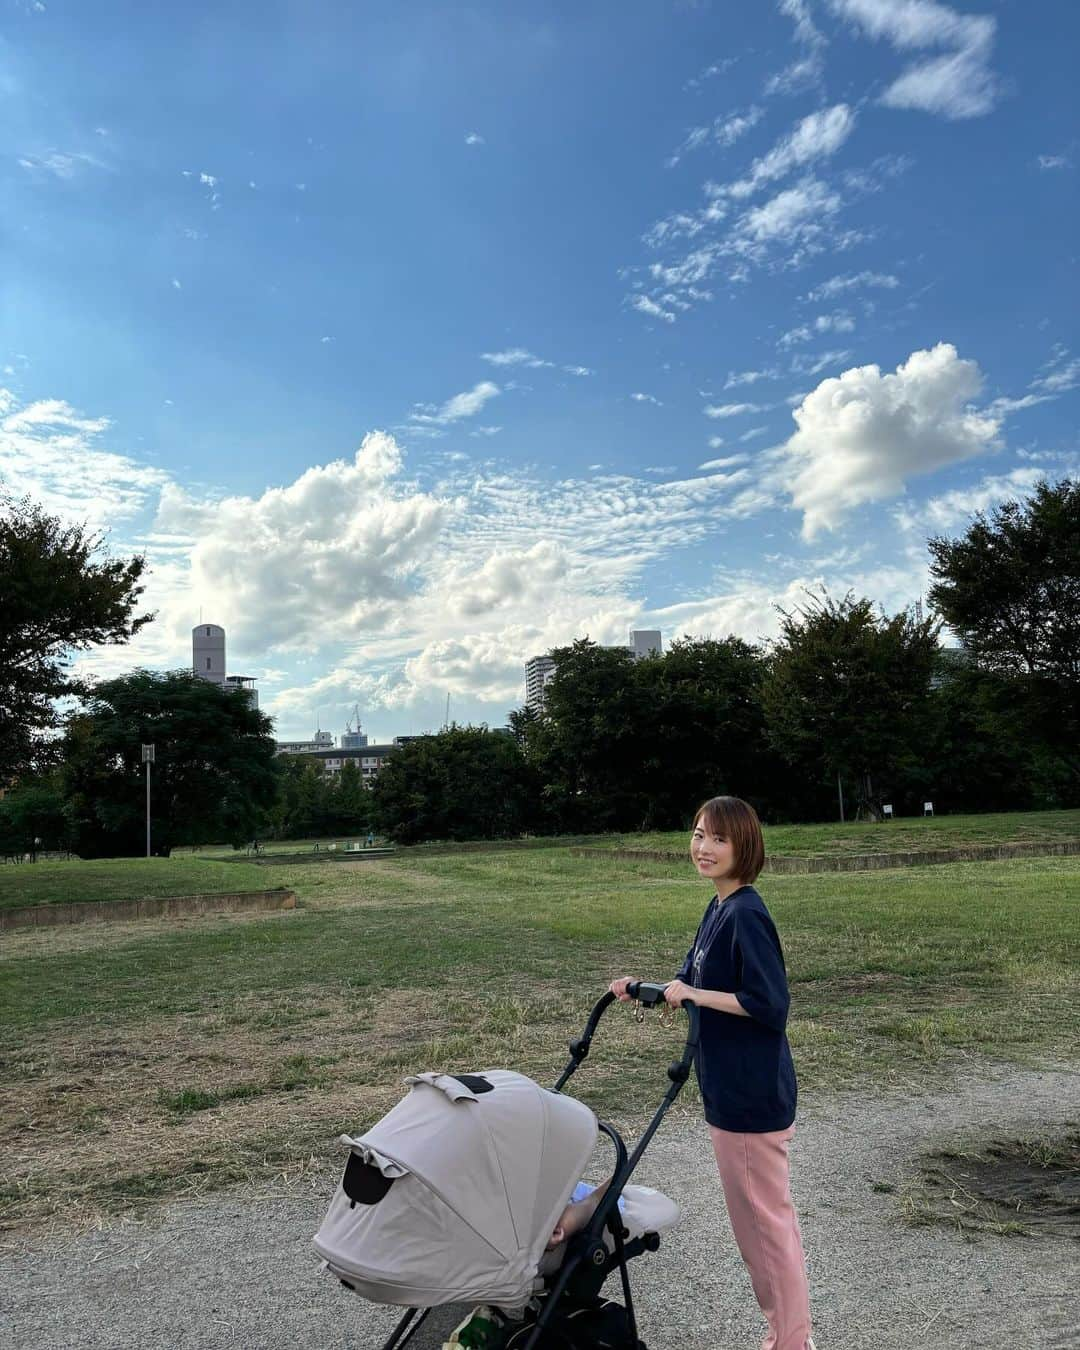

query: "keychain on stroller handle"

left=633, top=997, right=678, bottom=1029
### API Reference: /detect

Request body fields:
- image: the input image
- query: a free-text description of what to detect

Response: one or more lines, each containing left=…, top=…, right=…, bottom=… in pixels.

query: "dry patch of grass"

left=899, top=1131, right=1080, bottom=1239
left=0, top=980, right=691, bottom=1239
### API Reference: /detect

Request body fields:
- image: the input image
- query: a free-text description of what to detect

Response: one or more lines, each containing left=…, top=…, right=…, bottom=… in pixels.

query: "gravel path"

left=3, top=1064, right=1077, bottom=1350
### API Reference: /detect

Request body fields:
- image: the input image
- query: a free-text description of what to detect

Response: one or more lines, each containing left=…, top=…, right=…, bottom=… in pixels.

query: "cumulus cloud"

left=630, top=392, right=662, bottom=405
left=826, top=0, right=999, bottom=120
left=775, top=343, right=1002, bottom=537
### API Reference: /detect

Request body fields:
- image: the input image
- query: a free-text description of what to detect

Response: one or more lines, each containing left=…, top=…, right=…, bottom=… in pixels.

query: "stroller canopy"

left=314, top=1070, right=598, bottom=1308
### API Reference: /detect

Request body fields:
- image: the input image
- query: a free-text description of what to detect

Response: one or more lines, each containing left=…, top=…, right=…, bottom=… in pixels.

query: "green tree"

left=371, top=727, right=535, bottom=844
left=62, top=670, right=278, bottom=856
left=333, top=758, right=373, bottom=834
left=533, top=640, right=645, bottom=831
left=928, top=478, right=1080, bottom=801
left=632, top=636, right=775, bottom=828
left=0, top=774, right=69, bottom=860
left=761, top=591, right=941, bottom=820
left=0, top=495, right=152, bottom=779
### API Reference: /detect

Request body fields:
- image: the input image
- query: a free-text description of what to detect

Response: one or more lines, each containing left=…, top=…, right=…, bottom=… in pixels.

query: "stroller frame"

left=375, top=982, right=701, bottom=1350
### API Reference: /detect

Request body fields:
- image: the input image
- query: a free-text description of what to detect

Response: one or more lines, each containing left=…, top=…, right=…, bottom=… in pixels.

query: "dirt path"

left=2, top=1064, right=1077, bottom=1350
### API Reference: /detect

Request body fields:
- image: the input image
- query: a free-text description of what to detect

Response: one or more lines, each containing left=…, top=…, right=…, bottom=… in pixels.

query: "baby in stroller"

left=314, top=984, right=697, bottom=1350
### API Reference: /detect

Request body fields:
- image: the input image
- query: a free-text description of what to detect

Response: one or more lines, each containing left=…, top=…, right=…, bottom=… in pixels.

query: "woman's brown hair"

left=693, top=796, right=765, bottom=884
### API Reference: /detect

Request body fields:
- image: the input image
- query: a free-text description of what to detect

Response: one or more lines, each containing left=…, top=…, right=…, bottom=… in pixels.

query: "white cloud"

left=482, top=348, right=552, bottom=369
left=698, top=453, right=750, bottom=469
left=775, top=343, right=1002, bottom=537
left=826, top=0, right=999, bottom=120
left=806, top=271, right=900, bottom=301
left=707, top=436, right=726, bottom=449
left=778, top=325, right=811, bottom=349
left=704, top=401, right=768, bottom=419
left=18, top=150, right=105, bottom=179
left=721, top=105, right=856, bottom=202
left=1037, top=154, right=1069, bottom=171
left=893, top=467, right=1047, bottom=534
left=740, top=426, right=769, bottom=442
left=666, top=107, right=763, bottom=168
left=465, top=132, right=485, bottom=146
left=790, top=348, right=853, bottom=376
left=1033, top=354, right=1080, bottom=394
left=631, top=295, right=677, bottom=323
left=728, top=177, right=843, bottom=263
left=409, top=381, right=500, bottom=427
left=630, top=392, right=662, bottom=405
left=725, top=368, right=777, bottom=388
left=0, top=390, right=170, bottom=531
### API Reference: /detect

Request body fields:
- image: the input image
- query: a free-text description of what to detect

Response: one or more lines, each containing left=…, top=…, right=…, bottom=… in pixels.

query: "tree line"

left=1, top=479, right=1077, bottom=854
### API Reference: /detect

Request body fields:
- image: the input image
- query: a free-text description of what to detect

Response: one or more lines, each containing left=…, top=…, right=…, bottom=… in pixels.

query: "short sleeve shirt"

left=677, top=886, right=797, bottom=1133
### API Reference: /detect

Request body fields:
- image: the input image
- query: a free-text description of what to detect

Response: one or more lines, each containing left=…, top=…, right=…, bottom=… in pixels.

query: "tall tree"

left=371, top=727, right=535, bottom=844
left=62, top=670, right=277, bottom=856
left=927, top=478, right=1080, bottom=683
left=928, top=478, right=1080, bottom=800
left=761, top=591, right=940, bottom=820
left=0, top=495, right=152, bottom=779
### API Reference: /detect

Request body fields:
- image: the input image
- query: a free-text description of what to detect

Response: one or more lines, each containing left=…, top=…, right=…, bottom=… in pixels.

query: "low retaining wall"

left=0, top=888, right=297, bottom=931
left=572, top=840, right=1080, bottom=874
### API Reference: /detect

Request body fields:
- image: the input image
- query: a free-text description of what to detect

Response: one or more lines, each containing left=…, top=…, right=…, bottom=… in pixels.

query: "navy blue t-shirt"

left=676, top=885, right=796, bottom=1133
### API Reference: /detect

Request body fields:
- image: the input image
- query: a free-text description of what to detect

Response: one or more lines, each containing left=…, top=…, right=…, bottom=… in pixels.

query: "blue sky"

left=3, top=0, right=1078, bottom=742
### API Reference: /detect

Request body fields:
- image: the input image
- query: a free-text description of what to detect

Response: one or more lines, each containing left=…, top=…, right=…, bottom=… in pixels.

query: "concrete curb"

left=572, top=839, right=1080, bottom=873
left=0, top=888, right=297, bottom=931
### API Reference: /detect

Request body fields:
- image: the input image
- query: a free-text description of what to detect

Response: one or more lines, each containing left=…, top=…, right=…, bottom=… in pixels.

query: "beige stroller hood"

left=313, top=1070, right=598, bottom=1309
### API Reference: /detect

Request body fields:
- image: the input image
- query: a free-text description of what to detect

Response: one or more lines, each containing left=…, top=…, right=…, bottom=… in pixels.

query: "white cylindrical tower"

left=193, top=623, right=226, bottom=684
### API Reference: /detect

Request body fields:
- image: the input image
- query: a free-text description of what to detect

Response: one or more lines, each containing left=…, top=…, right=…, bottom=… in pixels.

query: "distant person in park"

left=610, top=795, right=813, bottom=1350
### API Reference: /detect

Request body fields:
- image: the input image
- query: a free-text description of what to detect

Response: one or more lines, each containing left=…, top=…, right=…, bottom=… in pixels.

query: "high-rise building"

left=630, top=629, right=662, bottom=660
left=192, top=624, right=258, bottom=706
left=524, top=654, right=557, bottom=713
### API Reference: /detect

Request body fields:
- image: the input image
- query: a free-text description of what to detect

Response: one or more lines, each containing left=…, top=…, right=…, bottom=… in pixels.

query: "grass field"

left=1, top=815, right=1077, bottom=1237
left=0, top=857, right=270, bottom=910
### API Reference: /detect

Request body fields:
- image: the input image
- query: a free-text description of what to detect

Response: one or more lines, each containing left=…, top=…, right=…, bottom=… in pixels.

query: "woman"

left=610, top=795, right=814, bottom=1350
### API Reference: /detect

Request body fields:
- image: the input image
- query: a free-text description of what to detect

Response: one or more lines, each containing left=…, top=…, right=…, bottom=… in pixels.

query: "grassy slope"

left=598, top=808, right=1080, bottom=857
left=0, top=858, right=272, bottom=910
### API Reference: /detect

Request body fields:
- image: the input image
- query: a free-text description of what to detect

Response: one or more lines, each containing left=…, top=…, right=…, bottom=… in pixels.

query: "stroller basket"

left=314, top=983, right=701, bottom=1350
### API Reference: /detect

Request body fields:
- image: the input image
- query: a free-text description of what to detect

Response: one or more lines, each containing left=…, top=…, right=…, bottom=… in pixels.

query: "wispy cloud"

left=630, top=295, right=678, bottom=324
left=408, top=381, right=500, bottom=428
left=0, top=388, right=170, bottom=531
left=481, top=348, right=594, bottom=376
left=805, top=270, right=899, bottom=301
left=18, top=149, right=106, bottom=179
left=826, top=0, right=999, bottom=120
left=698, top=453, right=750, bottom=470
left=704, top=401, right=770, bottom=419
left=465, top=132, right=485, bottom=146
left=630, top=392, right=663, bottom=405
left=725, top=368, right=778, bottom=388
left=666, top=106, right=763, bottom=168
left=1037, top=154, right=1070, bottom=171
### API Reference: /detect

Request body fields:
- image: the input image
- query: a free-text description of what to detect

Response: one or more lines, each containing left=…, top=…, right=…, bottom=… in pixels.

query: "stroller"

left=314, top=983, right=701, bottom=1350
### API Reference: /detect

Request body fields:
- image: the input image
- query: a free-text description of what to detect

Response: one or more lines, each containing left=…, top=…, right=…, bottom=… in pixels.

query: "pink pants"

left=709, top=1124, right=813, bottom=1350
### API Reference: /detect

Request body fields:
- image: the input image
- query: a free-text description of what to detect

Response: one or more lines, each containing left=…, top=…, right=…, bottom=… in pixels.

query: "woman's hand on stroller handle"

left=610, top=977, right=697, bottom=1009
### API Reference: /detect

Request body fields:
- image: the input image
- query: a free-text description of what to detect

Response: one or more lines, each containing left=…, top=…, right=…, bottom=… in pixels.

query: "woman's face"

left=690, top=817, right=736, bottom=882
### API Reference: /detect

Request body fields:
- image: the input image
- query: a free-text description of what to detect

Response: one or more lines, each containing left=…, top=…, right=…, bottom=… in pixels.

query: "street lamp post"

left=142, top=744, right=155, bottom=857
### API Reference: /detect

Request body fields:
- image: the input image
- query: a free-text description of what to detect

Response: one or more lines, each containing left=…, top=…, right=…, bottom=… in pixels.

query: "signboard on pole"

left=142, top=744, right=155, bottom=763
